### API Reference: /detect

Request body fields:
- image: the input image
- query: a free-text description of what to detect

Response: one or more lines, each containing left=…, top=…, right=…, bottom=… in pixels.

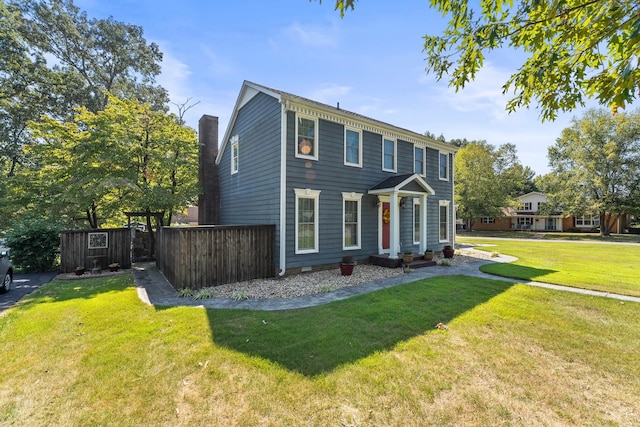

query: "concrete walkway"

left=132, top=254, right=640, bottom=311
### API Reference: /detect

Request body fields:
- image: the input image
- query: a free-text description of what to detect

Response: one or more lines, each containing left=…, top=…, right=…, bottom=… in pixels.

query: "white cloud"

left=307, top=83, right=352, bottom=104
left=278, top=21, right=339, bottom=49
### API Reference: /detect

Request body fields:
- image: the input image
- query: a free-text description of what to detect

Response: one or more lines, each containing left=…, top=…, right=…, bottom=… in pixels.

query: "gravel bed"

left=198, top=249, right=493, bottom=300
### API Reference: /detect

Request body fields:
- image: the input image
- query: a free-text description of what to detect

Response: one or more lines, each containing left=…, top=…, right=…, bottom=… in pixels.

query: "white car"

left=1, top=250, right=13, bottom=293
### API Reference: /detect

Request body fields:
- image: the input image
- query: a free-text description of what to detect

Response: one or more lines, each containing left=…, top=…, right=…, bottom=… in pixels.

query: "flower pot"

left=443, top=246, right=455, bottom=258
left=424, top=251, right=434, bottom=261
left=75, top=268, right=85, bottom=276
left=339, top=262, right=355, bottom=276
left=403, top=254, right=414, bottom=264
left=109, top=266, right=119, bottom=272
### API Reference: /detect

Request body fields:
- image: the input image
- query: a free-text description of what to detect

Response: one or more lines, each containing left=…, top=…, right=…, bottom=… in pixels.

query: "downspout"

left=278, top=100, right=288, bottom=276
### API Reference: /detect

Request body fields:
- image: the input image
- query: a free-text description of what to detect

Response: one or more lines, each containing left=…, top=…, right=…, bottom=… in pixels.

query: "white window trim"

left=439, top=200, right=450, bottom=243
left=439, top=152, right=449, bottom=181
left=413, top=199, right=421, bottom=244
left=414, top=146, right=425, bottom=176
left=342, top=192, right=363, bottom=250
left=295, top=114, right=318, bottom=161
left=294, top=188, right=321, bottom=254
left=344, top=127, right=363, bottom=168
left=230, top=135, right=239, bottom=175
left=382, top=137, right=397, bottom=172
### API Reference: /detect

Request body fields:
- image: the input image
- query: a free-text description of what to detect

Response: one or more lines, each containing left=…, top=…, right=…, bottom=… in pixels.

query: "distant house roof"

left=216, top=80, right=457, bottom=165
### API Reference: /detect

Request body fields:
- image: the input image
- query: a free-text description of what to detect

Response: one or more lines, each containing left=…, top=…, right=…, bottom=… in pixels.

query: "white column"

left=420, top=194, right=428, bottom=252
left=389, top=192, right=399, bottom=258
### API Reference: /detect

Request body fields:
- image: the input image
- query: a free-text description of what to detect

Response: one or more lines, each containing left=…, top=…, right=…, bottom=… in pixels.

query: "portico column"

left=420, top=194, right=428, bottom=253
left=389, top=192, right=400, bottom=258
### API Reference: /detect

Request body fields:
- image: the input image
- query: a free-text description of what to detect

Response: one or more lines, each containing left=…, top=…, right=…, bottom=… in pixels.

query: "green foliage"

left=4, top=217, right=61, bottom=272
left=544, top=108, right=640, bottom=235
left=455, top=141, right=532, bottom=228
left=324, top=0, right=640, bottom=120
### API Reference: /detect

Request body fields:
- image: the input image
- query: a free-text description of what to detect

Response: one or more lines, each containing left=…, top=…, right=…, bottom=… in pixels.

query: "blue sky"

left=77, top=0, right=601, bottom=175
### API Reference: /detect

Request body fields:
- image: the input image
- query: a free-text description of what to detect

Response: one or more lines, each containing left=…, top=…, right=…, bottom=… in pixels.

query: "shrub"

left=4, top=218, right=61, bottom=272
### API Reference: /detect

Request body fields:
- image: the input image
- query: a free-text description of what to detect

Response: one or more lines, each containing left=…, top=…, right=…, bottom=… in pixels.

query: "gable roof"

left=369, top=173, right=435, bottom=195
left=216, top=80, right=457, bottom=164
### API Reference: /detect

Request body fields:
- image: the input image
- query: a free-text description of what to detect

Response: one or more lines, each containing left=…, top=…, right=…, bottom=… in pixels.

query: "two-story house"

left=212, top=81, right=457, bottom=275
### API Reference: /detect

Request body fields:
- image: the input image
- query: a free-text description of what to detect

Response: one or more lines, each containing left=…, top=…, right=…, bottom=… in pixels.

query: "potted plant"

left=74, top=266, right=85, bottom=276
left=403, top=251, right=414, bottom=264
left=424, top=249, right=434, bottom=261
left=108, top=263, right=120, bottom=272
left=339, top=256, right=355, bottom=276
left=443, top=245, right=455, bottom=259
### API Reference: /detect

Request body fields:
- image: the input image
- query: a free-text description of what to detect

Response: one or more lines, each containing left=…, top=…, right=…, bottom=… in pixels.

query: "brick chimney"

left=198, top=115, right=220, bottom=225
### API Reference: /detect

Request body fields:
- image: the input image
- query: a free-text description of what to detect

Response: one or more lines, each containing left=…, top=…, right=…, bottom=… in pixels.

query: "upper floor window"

left=344, top=128, right=362, bottom=167
left=439, top=152, right=449, bottom=180
left=383, top=138, right=396, bottom=172
left=414, top=146, right=425, bottom=176
left=520, top=202, right=532, bottom=211
left=230, top=135, right=239, bottom=175
left=296, top=115, right=318, bottom=160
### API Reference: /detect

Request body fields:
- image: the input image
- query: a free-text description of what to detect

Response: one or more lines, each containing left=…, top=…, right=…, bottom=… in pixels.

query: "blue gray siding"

left=218, top=93, right=282, bottom=265
left=284, top=112, right=455, bottom=269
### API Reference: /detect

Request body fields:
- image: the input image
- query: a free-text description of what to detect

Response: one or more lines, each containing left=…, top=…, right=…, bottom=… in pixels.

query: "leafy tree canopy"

left=542, top=108, right=640, bottom=235
left=320, top=0, right=640, bottom=121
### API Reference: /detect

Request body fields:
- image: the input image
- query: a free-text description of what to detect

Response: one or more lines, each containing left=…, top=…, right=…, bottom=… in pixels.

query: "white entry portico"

left=369, top=173, right=435, bottom=258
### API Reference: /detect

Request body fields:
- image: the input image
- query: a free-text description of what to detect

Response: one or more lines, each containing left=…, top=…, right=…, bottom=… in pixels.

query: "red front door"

left=382, top=202, right=390, bottom=250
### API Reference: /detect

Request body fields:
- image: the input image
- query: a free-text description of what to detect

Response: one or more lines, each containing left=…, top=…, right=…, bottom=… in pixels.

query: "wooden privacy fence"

left=60, top=228, right=132, bottom=273
left=156, top=225, right=276, bottom=290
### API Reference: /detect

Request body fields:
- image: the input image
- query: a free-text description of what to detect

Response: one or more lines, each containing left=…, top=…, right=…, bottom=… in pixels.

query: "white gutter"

left=278, top=100, right=288, bottom=276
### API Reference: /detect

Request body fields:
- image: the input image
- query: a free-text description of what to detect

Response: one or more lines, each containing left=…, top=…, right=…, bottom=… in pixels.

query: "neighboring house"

left=469, top=191, right=629, bottom=233
left=211, top=81, right=458, bottom=275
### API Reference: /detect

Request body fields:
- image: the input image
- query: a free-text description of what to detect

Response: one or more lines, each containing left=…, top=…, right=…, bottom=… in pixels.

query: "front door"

left=382, top=202, right=390, bottom=250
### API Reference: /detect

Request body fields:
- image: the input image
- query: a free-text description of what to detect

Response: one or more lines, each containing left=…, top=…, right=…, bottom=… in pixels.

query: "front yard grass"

left=458, top=237, right=640, bottom=297
left=1, top=273, right=639, bottom=426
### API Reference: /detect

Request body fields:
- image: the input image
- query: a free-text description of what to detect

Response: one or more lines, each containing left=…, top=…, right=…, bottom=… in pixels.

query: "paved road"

left=0, top=272, right=57, bottom=314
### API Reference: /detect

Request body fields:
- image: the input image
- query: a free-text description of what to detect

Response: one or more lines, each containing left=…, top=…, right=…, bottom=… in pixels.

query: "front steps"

left=369, top=253, right=437, bottom=269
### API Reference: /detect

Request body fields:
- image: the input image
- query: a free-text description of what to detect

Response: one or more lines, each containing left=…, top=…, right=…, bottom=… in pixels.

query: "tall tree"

left=545, top=108, right=640, bottom=235
left=27, top=95, right=199, bottom=231
left=455, top=141, right=532, bottom=229
left=321, top=0, right=640, bottom=121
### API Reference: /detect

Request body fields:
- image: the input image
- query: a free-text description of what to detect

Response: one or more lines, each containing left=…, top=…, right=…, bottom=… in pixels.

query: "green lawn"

left=1, top=273, right=639, bottom=426
left=458, top=237, right=640, bottom=297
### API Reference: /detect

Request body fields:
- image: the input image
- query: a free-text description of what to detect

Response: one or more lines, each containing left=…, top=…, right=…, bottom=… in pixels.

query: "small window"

left=439, top=200, right=450, bottom=242
left=230, top=135, right=239, bottom=174
left=481, top=217, right=495, bottom=224
left=294, top=189, right=321, bottom=253
left=342, top=192, right=363, bottom=249
left=520, top=202, right=532, bottom=211
left=414, top=146, right=425, bottom=176
left=439, top=152, right=449, bottom=180
left=296, top=115, right=318, bottom=160
left=344, top=128, right=362, bottom=167
left=383, top=138, right=396, bottom=172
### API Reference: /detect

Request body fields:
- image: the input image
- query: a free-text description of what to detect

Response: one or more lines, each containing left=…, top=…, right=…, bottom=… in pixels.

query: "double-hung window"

left=383, top=138, right=396, bottom=172
left=344, top=128, right=362, bottom=167
left=230, top=135, right=239, bottom=174
left=439, top=152, right=449, bottom=180
left=294, top=189, right=320, bottom=253
left=296, top=115, right=318, bottom=160
left=439, top=200, right=450, bottom=242
left=342, top=192, right=363, bottom=249
left=414, top=146, right=425, bottom=176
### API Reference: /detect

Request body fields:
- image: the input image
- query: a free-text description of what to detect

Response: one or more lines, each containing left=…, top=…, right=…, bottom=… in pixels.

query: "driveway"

left=0, top=272, right=57, bottom=314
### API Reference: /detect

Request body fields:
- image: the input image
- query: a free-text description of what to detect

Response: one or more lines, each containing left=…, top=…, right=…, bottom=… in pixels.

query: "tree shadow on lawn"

left=206, top=275, right=514, bottom=377
left=480, top=263, right=557, bottom=282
